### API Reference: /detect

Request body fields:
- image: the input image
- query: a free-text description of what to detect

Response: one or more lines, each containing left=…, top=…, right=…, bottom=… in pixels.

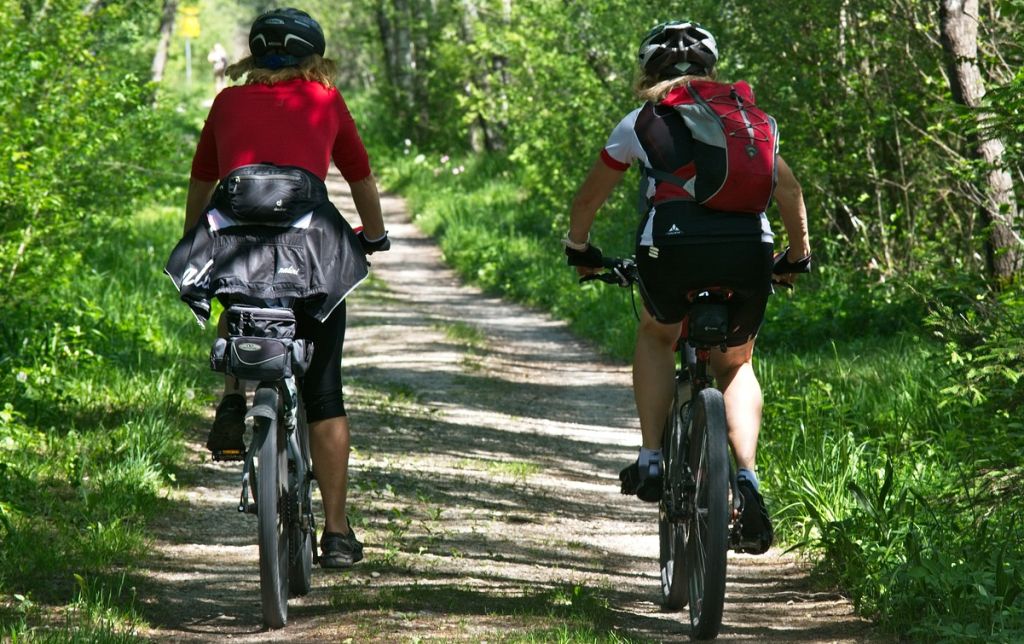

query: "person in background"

left=207, top=42, right=228, bottom=93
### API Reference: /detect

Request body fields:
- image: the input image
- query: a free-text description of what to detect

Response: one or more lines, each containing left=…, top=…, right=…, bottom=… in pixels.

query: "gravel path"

left=136, top=180, right=885, bottom=643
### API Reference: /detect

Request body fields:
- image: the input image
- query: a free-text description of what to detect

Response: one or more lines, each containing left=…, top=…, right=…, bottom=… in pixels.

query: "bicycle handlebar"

left=578, top=257, right=638, bottom=287
left=580, top=254, right=805, bottom=290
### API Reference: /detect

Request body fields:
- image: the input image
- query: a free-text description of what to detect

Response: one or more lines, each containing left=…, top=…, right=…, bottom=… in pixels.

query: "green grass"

left=485, top=460, right=541, bottom=480
left=0, top=205, right=211, bottom=637
left=435, top=321, right=488, bottom=349
left=1, top=573, right=145, bottom=643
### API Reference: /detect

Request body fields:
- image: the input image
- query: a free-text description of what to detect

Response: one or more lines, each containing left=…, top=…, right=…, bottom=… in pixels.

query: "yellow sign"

left=179, top=5, right=200, bottom=39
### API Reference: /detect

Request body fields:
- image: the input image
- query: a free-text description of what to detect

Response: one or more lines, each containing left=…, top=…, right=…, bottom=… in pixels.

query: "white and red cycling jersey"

left=601, top=99, right=774, bottom=247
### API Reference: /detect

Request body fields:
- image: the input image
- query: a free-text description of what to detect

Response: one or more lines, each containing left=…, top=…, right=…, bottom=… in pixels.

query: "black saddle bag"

left=687, top=303, right=730, bottom=346
left=210, top=305, right=314, bottom=381
left=213, top=163, right=329, bottom=223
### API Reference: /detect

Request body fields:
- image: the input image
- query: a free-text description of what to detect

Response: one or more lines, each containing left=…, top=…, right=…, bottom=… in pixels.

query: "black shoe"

left=320, top=524, right=363, bottom=569
left=619, top=461, right=662, bottom=503
left=737, top=478, right=774, bottom=554
left=206, top=394, right=246, bottom=461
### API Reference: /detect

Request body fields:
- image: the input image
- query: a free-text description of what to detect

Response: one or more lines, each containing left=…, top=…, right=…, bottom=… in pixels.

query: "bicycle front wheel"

left=254, top=392, right=289, bottom=629
left=686, top=388, right=730, bottom=640
left=659, top=377, right=690, bottom=609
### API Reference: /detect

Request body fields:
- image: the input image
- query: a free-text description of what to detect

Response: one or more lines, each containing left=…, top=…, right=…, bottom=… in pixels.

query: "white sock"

left=737, top=467, right=760, bottom=491
left=639, top=447, right=662, bottom=477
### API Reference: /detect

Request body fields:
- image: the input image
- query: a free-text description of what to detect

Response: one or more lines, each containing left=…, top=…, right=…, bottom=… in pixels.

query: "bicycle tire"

left=288, top=400, right=313, bottom=597
left=659, top=377, right=690, bottom=609
left=254, top=390, right=289, bottom=629
left=686, top=388, right=730, bottom=640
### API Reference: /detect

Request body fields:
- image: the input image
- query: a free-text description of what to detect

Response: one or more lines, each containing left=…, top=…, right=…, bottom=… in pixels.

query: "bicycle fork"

left=285, top=428, right=318, bottom=566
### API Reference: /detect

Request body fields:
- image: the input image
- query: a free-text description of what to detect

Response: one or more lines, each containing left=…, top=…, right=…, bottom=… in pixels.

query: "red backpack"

left=648, top=80, right=778, bottom=214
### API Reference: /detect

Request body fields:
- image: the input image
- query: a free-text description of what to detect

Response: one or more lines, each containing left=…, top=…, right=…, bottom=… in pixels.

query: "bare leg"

left=633, top=308, right=682, bottom=449
left=709, top=339, right=762, bottom=472
left=309, top=415, right=352, bottom=535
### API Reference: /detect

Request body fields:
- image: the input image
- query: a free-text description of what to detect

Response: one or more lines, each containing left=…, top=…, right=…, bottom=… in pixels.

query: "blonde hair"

left=633, top=68, right=718, bottom=103
left=226, top=54, right=338, bottom=88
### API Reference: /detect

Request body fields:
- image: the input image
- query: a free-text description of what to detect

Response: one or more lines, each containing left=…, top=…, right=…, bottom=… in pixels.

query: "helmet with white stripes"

left=638, top=21, right=718, bottom=79
left=249, top=8, right=325, bottom=59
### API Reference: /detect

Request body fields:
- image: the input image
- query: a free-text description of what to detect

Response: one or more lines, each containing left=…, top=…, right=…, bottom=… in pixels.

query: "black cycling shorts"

left=295, top=301, right=347, bottom=422
left=636, top=239, right=774, bottom=346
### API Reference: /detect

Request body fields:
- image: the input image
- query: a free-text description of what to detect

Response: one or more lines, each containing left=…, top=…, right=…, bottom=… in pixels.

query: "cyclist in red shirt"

left=563, top=21, right=811, bottom=554
left=184, top=8, right=387, bottom=569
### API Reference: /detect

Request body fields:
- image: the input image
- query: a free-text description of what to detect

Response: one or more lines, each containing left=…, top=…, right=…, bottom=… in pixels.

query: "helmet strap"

left=255, top=53, right=302, bottom=70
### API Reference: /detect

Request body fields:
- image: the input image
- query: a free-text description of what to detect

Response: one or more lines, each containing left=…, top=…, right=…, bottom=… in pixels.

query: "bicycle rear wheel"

left=254, top=389, right=289, bottom=629
left=659, top=377, right=690, bottom=609
left=686, top=388, right=729, bottom=640
left=288, top=400, right=313, bottom=597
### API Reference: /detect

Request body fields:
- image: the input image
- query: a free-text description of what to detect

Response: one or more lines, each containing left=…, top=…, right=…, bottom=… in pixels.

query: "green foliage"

left=345, top=0, right=1023, bottom=282
left=760, top=313, right=1024, bottom=640
left=2, top=573, right=145, bottom=642
left=0, top=0, right=183, bottom=282
left=0, top=3, right=209, bottom=630
left=0, top=205, right=211, bottom=634
left=925, top=284, right=1024, bottom=418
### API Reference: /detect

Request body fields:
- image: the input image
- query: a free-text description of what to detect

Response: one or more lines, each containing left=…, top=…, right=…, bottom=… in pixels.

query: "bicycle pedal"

left=211, top=449, right=245, bottom=462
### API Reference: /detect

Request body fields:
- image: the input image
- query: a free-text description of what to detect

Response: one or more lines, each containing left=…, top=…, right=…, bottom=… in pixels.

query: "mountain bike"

left=210, top=303, right=318, bottom=629
left=582, top=258, right=745, bottom=640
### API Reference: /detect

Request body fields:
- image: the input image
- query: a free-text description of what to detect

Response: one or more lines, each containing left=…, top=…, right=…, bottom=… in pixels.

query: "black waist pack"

left=213, top=163, right=329, bottom=223
left=210, top=305, right=314, bottom=381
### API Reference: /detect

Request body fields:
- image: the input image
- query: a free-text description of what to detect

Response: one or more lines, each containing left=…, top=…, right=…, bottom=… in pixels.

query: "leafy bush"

left=0, top=1, right=209, bottom=631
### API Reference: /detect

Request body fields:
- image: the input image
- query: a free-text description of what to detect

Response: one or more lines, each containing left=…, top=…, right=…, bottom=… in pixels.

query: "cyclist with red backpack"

left=563, top=21, right=811, bottom=554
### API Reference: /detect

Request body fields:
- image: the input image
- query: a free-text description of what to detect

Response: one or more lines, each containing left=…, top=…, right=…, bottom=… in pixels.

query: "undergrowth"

left=0, top=206, right=214, bottom=638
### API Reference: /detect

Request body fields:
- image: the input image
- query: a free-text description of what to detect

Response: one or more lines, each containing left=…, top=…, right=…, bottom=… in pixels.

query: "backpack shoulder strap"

left=643, top=166, right=693, bottom=191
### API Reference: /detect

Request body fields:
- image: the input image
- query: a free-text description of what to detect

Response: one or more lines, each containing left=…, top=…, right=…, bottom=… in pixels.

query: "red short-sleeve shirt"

left=190, top=78, right=371, bottom=183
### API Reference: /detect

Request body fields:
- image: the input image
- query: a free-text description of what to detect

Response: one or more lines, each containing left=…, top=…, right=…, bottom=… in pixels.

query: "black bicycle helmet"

left=249, top=8, right=325, bottom=59
left=638, top=21, right=718, bottom=80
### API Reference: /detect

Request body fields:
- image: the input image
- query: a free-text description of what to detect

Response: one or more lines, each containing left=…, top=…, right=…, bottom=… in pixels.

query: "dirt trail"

left=137, top=181, right=884, bottom=642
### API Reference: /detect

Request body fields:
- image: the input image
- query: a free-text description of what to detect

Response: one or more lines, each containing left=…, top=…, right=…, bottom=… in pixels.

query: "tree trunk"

left=151, top=0, right=177, bottom=83
left=940, top=0, right=1021, bottom=279
left=460, top=0, right=485, bottom=152
left=376, top=0, right=416, bottom=128
left=460, top=0, right=506, bottom=152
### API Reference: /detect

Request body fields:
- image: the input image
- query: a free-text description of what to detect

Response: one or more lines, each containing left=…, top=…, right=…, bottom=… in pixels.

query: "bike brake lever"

left=612, top=267, right=632, bottom=287
left=579, top=272, right=612, bottom=284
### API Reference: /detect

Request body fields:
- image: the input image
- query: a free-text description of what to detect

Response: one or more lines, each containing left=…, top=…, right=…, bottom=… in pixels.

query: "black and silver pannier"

left=210, top=305, right=313, bottom=380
